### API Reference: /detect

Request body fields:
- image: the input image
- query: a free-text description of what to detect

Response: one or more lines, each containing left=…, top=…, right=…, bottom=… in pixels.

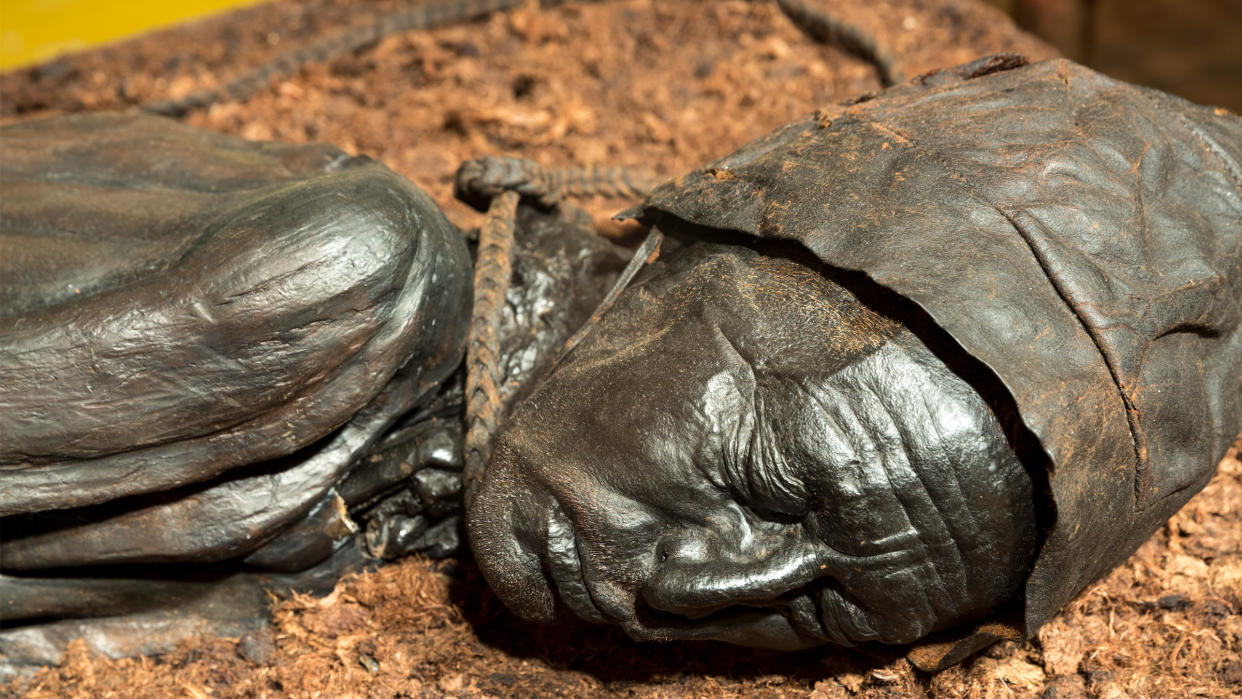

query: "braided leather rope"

left=463, top=189, right=519, bottom=500
left=776, top=0, right=905, bottom=85
left=144, top=0, right=528, bottom=116
left=454, top=155, right=663, bottom=210
left=142, top=0, right=901, bottom=117
left=456, top=155, right=662, bottom=501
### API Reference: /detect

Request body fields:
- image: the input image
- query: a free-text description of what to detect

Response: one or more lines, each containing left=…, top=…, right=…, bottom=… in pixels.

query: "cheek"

left=526, top=359, right=745, bottom=524
left=778, top=346, right=1036, bottom=643
left=525, top=401, right=720, bottom=527
left=764, top=376, right=914, bottom=556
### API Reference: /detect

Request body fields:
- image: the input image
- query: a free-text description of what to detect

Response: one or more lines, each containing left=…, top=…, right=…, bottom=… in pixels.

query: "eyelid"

left=731, top=391, right=812, bottom=518
left=700, top=367, right=810, bottom=519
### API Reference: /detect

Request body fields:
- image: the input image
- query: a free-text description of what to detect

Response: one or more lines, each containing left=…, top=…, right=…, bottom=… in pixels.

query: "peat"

left=1, top=1, right=1238, bottom=696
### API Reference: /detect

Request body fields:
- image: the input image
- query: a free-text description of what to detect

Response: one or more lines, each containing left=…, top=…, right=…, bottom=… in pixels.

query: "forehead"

left=577, top=238, right=903, bottom=379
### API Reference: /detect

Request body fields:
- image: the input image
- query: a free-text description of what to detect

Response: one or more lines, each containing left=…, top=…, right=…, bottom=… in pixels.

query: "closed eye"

left=697, top=361, right=810, bottom=521
left=724, top=389, right=811, bottom=520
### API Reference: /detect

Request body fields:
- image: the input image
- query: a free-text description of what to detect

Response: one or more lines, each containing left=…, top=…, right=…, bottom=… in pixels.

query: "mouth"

left=630, top=553, right=895, bottom=648
left=541, top=511, right=842, bottom=649
left=617, top=596, right=829, bottom=651
left=533, top=505, right=888, bottom=649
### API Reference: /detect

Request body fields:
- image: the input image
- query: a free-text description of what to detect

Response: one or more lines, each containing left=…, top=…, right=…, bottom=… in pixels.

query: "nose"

left=465, top=465, right=557, bottom=622
left=642, top=529, right=831, bottom=617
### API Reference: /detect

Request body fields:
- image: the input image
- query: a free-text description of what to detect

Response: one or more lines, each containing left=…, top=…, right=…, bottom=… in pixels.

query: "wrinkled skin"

left=469, top=233, right=1037, bottom=649
left=618, top=59, right=1241, bottom=667
left=471, top=58, right=1242, bottom=665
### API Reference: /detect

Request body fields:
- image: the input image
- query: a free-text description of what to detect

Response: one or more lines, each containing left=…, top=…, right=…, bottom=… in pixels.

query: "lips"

left=470, top=439, right=894, bottom=649
left=622, top=600, right=828, bottom=651
left=537, top=503, right=843, bottom=649
left=476, top=488, right=888, bottom=650
left=815, top=581, right=881, bottom=645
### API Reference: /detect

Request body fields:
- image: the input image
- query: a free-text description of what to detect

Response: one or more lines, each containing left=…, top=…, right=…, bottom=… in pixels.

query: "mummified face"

left=467, top=234, right=1037, bottom=649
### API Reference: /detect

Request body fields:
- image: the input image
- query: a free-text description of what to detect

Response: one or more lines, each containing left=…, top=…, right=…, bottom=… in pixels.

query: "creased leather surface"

left=638, top=58, right=1242, bottom=647
left=0, top=113, right=472, bottom=540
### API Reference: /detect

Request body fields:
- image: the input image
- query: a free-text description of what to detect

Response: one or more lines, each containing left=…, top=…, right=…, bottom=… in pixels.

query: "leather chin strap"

left=547, top=226, right=664, bottom=369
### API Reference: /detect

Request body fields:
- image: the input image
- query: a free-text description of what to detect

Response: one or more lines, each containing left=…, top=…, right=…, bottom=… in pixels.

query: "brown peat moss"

left=2, top=1, right=1237, bottom=695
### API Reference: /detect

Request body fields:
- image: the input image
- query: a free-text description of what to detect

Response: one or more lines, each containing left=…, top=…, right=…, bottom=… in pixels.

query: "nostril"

left=657, top=539, right=675, bottom=563
left=656, top=534, right=712, bottom=566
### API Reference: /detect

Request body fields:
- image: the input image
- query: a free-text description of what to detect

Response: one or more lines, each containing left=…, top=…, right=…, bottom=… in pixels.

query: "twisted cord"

left=144, top=0, right=904, bottom=117
left=455, top=155, right=662, bottom=211
left=548, top=164, right=664, bottom=200
left=144, top=0, right=525, bottom=116
left=455, top=155, right=565, bottom=209
left=456, top=153, right=658, bottom=502
left=775, top=0, right=906, bottom=86
left=463, top=189, right=519, bottom=502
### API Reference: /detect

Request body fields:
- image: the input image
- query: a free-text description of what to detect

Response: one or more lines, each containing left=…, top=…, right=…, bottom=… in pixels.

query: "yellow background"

left=0, top=0, right=265, bottom=69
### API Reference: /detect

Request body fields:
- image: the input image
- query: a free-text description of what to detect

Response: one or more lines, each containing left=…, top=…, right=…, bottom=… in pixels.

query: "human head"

left=468, top=232, right=1036, bottom=648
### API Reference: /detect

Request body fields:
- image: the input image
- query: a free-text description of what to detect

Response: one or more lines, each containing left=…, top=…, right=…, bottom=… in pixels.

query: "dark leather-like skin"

left=469, top=58, right=1242, bottom=668
left=470, top=236, right=1039, bottom=651
left=639, top=58, right=1242, bottom=661
left=0, top=113, right=472, bottom=565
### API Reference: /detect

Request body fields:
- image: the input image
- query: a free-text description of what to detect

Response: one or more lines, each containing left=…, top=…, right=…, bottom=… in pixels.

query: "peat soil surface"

left=2, top=0, right=1239, bottom=696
